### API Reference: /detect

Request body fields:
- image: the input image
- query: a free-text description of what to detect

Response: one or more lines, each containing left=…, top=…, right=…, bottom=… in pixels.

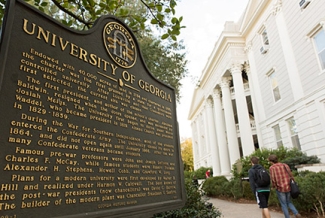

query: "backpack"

left=255, top=167, right=270, bottom=187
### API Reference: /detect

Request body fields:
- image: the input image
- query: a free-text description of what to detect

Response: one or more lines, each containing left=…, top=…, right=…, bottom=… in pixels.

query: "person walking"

left=268, top=154, right=301, bottom=218
left=249, top=156, right=271, bottom=218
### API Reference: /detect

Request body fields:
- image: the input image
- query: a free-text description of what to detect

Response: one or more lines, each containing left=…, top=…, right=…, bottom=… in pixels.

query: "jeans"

left=276, top=190, right=298, bottom=218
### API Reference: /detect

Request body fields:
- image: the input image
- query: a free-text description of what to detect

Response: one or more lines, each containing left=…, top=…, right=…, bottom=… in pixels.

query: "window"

left=259, top=26, right=269, bottom=54
left=269, top=71, right=281, bottom=102
left=273, top=124, right=283, bottom=147
left=287, top=117, right=301, bottom=150
left=261, top=29, right=269, bottom=45
left=299, top=0, right=311, bottom=9
left=313, top=29, right=325, bottom=70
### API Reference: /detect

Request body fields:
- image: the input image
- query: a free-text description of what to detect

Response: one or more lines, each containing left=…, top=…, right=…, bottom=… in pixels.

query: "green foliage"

left=242, top=181, right=255, bottom=200
left=202, top=176, right=229, bottom=197
left=232, top=146, right=319, bottom=179
left=200, top=177, right=242, bottom=200
left=282, top=154, right=320, bottom=171
left=183, top=170, right=194, bottom=179
left=189, top=147, right=324, bottom=216
left=9, top=0, right=185, bottom=41
left=229, top=147, right=323, bottom=215
left=136, top=33, right=188, bottom=102
left=270, top=146, right=302, bottom=163
left=0, top=1, right=188, bottom=102
left=153, top=179, right=222, bottom=218
left=226, top=177, right=243, bottom=199
left=0, top=0, right=5, bottom=26
left=268, top=189, right=279, bottom=207
left=193, top=167, right=212, bottom=179
left=232, top=148, right=271, bottom=178
left=296, top=171, right=325, bottom=216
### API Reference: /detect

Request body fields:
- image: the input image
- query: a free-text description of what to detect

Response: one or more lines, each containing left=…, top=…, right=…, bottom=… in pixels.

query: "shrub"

left=268, top=189, right=279, bottom=207
left=232, top=146, right=319, bottom=179
left=230, top=147, right=323, bottom=215
left=202, top=176, right=229, bottom=197
left=232, top=148, right=272, bottom=179
left=272, top=146, right=303, bottom=163
left=153, top=179, right=222, bottom=218
left=226, top=177, right=243, bottom=199
left=296, top=171, right=325, bottom=216
left=282, top=154, right=320, bottom=171
left=193, top=166, right=212, bottom=179
left=183, top=170, right=194, bottom=179
left=242, top=181, right=255, bottom=200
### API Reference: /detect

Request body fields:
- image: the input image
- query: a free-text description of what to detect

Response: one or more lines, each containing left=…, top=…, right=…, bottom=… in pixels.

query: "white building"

left=188, top=0, right=325, bottom=177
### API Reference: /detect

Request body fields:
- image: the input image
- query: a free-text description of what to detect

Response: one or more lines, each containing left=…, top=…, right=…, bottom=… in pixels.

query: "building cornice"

left=272, top=0, right=282, bottom=16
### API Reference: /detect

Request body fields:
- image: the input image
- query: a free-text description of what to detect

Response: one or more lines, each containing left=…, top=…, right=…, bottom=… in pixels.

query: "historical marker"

left=0, top=1, right=186, bottom=217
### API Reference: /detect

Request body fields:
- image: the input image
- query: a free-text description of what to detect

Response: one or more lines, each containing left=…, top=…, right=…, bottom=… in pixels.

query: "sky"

left=175, top=0, right=250, bottom=140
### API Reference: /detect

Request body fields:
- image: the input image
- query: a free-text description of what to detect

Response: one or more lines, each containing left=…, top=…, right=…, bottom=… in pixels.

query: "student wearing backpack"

left=268, top=154, right=301, bottom=218
left=249, top=156, right=271, bottom=218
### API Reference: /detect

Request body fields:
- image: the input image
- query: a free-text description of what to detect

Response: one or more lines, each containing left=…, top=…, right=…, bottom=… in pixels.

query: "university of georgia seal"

left=103, top=22, right=137, bottom=69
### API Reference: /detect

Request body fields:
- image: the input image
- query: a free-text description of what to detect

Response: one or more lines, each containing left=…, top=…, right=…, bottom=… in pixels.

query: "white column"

left=274, top=3, right=303, bottom=101
left=191, top=121, right=199, bottom=167
left=230, top=64, right=255, bottom=156
left=206, top=98, right=221, bottom=175
left=244, top=62, right=264, bottom=148
left=245, top=42, right=266, bottom=121
left=212, top=89, right=231, bottom=175
left=195, top=116, right=203, bottom=157
left=220, top=77, right=241, bottom=165
left=203, top=104, right=211, bottom=153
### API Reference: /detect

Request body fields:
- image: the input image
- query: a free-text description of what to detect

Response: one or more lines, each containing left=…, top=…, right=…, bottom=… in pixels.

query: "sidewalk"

left=208, top=197, right=285, bottom=218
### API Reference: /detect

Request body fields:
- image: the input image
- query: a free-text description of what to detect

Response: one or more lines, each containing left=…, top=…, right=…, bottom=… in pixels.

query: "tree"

left=0, top=0, right=184, bottom=41
left=0, top=0, right=188, bottom=101
left=181, top=138, right=193, bottom=171
left=137, top=33, right=187, bottom=101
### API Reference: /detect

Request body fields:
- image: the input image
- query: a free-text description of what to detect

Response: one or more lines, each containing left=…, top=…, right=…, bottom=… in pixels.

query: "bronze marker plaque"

left=0, top=1, right=185, bottom=217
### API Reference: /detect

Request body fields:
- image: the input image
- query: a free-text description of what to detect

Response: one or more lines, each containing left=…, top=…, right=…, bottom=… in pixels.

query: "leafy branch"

left=50, top=0, right=93, bottom=29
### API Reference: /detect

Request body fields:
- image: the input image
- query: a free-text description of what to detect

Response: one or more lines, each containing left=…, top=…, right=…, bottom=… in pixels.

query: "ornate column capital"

left=220, top=77, right=231, bottom=88
left=212, top=89, right=221, bottom=100
left=230, top=63, right=243, bottom=75
left=206, top=98, right=213, bottom=108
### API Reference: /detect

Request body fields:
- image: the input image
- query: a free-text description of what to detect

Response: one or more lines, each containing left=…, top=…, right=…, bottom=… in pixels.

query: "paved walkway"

left=208, top=197, right=285, bottom=218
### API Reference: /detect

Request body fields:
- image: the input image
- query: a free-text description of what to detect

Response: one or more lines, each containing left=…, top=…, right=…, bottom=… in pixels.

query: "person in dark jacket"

left=249, top=156, right=271, bottom=218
